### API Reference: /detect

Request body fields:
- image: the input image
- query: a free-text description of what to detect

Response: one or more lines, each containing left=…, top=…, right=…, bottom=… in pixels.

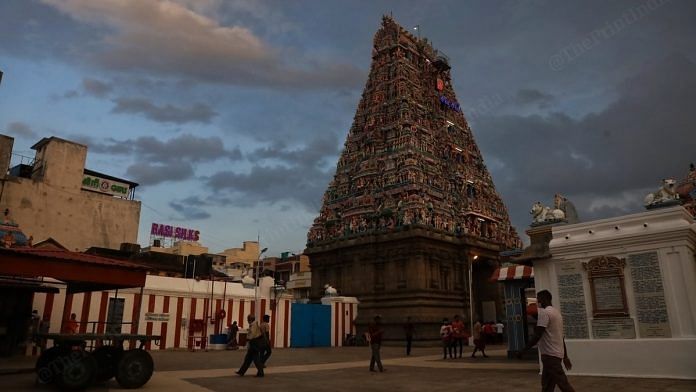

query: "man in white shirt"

left=520, top=290, right=575, bottom=392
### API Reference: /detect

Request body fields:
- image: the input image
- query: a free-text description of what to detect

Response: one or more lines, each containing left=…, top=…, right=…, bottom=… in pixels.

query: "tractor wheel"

left=91, top=345, right=122, bottom=383
left=115, top=349, right=154, bottom=389
left=55, top=350, right=97, bottom=391
left=35, top=346, right=69, bottom=384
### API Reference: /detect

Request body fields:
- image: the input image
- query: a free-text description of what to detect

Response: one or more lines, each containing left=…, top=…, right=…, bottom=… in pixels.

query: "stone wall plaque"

left=583, top=256, right=629, bottom=318
left=628, top=252, right=671, bottom=338
left=591, top=317, right=636, bottom=339
left=556, top=262, right=589, bottom=339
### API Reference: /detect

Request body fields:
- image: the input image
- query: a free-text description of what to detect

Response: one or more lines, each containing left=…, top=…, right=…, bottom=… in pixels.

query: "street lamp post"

left=255, top=247, right=268, bottom=321
left=469, top=254, right=478, bottom=342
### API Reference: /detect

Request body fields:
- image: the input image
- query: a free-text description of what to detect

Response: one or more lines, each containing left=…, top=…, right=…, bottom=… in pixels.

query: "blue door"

left=290, top=303, right=331, bottom=347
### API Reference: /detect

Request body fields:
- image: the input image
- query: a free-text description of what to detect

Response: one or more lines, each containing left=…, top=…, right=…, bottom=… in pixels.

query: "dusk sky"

left=1, top=0, right=695, bottom=255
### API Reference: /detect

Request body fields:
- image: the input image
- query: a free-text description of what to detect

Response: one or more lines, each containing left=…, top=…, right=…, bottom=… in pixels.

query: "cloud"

left=77, top=133, right=242, bottom=185
left=41, top=0, right=364, bottom=90
left=168, top=198, right=211, bottom=220
left=82, top=78, right=112, bottom=97
left=6, top=121, right=38, bottom=139
left=205, top=164, right=330, bottom=211
left=514, top=88, right=556, bottom=108
left=126, top=161, right=194, bottom=186
left=249, top=133, right=341, bottom=168
left=111, top=97, right=217, bottom=124
left=474, top=53, right=696, bottom=233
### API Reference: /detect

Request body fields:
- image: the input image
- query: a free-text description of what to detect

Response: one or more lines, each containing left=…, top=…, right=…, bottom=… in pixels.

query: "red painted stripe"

left=334, top=303, right=339, bottom=346
left=61, top=293, right=74, bottom=332
left=188, top=297, right=197, bottom=350
left=525, top=266, right=534, bottom=278
left=270, top=300, right=276, bottom=347
left=283, top=300, right=289, bottom=348
left=42, top=293, right=54, bottom=327
left=215, top=299, right=222, bottom=335
left=203, top=298, right=209, bottom=338
left=160, top=296, right=170, bottom=350
left=227, top=299, right=233, bottom=327
left=341, top=302, right=346, bottom=346
left=96, top=292, right=108, bottom=334
left=349, top=304, right=354, bottom=335
left=79, top=293, right=91, bottom=333
left=129, top=293, right=142, bottom=349
left=260, top=299, right=266, bottom=320
left=238, top=300, right=245, bottom=328
left=145, top=295, right=156, bottom=350
left=506, top=266, right=516, bottom=280
left=174, top=297, right=183, bottom=348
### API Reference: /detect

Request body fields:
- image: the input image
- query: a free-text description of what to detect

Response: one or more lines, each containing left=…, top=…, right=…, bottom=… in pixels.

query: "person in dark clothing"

left=368, top=316, right=385, bottom=372
left=260, top=314, right=272, bottom=366
left=236, top=314, right=265, bottom=377
left=227, top=321, right=239, bottom=350
left=404, top=317, right=415, bottom=356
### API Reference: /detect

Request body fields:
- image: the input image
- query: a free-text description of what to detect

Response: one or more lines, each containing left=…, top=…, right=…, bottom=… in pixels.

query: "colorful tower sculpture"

left=306, top=16, right=521, bottom=341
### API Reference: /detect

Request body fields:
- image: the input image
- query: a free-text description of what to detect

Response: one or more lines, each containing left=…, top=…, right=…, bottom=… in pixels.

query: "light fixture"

left=473, top=255, right=479, bottom=260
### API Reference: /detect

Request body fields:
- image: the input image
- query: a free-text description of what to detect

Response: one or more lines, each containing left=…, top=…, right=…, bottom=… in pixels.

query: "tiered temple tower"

left=306, top=16, right=521, bottom=341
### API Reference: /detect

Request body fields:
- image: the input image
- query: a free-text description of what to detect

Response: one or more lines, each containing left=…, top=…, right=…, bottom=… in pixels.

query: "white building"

left=532, top=206, right=696, bottom=379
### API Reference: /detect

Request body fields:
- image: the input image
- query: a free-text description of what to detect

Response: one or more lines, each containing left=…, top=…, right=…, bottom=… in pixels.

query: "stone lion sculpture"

left=324, top=284, right=338, bottom=296
left=644, top=179, right=679, bottom=207
left=530, top=201, right=565, bottom=225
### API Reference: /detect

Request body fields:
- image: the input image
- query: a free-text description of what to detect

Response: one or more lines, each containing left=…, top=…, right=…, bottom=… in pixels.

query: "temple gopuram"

left=306, top=16, right=521, bottom=341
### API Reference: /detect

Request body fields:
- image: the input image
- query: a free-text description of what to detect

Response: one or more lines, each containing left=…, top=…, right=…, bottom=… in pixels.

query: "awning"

left=0, top=276, right=60, bottom=293
left=0, top=248, right=149, bottom=293
left=490, top=265, right=534, bottom=282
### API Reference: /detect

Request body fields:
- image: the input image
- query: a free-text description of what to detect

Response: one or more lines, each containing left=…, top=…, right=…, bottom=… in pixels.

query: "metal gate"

left=290, top=303, right=331, bottom=347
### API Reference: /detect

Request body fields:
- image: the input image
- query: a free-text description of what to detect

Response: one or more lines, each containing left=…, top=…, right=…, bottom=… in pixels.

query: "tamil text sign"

left=82, top=174, right=130, bottom=197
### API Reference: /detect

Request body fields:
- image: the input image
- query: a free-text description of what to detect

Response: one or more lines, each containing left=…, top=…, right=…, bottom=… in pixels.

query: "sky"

left=1, top=0, right=695, bottom=256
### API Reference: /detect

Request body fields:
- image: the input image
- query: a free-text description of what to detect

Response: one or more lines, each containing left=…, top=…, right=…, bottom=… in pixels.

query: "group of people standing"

left=437, top=316, right=503, bottom=359
left=438, top=315, right=469, bottom=359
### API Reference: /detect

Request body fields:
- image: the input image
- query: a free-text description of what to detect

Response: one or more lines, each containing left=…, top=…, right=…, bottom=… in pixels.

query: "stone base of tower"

left=306, top=225, right=505, bottom=344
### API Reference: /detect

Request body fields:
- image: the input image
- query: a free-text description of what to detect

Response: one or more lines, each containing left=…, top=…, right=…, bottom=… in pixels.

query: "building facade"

left=0, top=135, right=140, bottom=251
left=533, top=206, right=696, bottom=379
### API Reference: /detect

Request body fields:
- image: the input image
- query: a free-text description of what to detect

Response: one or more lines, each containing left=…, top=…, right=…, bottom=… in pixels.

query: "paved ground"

left=2, top=345, right=695, bottom=391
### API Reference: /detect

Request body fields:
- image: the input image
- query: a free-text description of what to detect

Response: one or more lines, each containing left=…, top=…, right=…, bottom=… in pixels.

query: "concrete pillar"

left=0, top=134, right=14, bottom=177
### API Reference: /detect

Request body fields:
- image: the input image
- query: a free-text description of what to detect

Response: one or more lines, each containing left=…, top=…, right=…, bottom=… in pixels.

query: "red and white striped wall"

left=322, top=296, right=360, bottom=347
left=28, top=275, right=296, bottom=355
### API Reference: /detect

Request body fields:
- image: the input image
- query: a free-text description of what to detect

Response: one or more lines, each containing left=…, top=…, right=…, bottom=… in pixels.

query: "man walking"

left=471, top=319, right=488, bottom=358
left=260, top=314, right=272, bottom=366
left=236, top=314, right=265, bottom=377
left=368, top=315, right=385, bottom=372
left=404, top=317, right=414, bottom=356
left=519, top=290, right=575, bottom=392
